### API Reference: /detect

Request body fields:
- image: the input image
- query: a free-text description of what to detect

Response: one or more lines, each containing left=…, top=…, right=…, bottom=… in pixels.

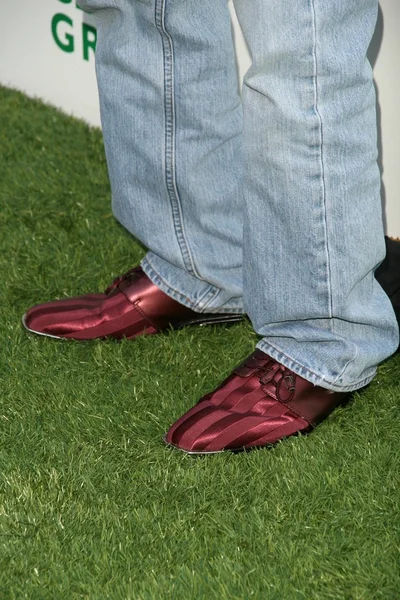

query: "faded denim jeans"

left=78, top=0, right=399, bottom=391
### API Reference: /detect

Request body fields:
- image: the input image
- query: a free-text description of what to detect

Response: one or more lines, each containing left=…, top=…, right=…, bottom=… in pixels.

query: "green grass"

left=0, top=85, right=399, bottom=600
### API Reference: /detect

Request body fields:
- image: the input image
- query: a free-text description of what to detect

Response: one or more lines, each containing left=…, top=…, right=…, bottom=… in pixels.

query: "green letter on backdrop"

left=82, top=23, right=97, bottom=61
left=51, top=13, right=75, bottom=53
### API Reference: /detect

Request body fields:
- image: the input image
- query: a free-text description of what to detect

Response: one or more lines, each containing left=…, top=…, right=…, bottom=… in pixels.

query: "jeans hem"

left=141, top=256, right=245, bottom=314
left=256, top=339, right=376, bottom=393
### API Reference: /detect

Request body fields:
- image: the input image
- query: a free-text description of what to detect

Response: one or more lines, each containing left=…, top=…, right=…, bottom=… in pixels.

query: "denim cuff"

left=141, top=253, right=245, bottom=315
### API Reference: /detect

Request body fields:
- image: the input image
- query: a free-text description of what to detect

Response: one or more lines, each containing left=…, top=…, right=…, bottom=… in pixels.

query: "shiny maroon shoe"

left=23, top=267, right=243, bottom=340
left=164, top=350, right=349, bottom=454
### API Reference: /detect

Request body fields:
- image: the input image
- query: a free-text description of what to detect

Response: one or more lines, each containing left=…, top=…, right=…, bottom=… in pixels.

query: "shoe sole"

left=22, top=312, right=245, bottom=340
left=176, top=314, right=244, bottom=328
left=22, top=314, right=64, bottom=339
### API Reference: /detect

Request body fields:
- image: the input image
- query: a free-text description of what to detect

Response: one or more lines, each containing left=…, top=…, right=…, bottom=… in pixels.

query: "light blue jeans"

left=78, top=0, right=399, bottom=392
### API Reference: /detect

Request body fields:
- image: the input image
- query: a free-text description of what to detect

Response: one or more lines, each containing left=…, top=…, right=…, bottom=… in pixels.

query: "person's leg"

left=376, top=237, right=400, bottom=336
left=165, top=0, right=399, bottom=453
left=232, top=0, right=399, bottom=391
left=24, top=0, right=248, bottom=340
left=80, top=0, right=245, bottom=314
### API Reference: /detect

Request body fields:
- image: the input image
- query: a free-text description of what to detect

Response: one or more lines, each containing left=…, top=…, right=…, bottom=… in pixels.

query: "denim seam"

left=257, top=339, right=375, bottom=392
left=154, top=0, right=202, bottom=280
left=201, top=288, right=223, bottom=312
left=310, top=0, right=334, bottom=327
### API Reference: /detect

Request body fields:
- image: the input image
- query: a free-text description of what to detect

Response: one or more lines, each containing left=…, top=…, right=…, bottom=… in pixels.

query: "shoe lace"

left=234, top=351, right=296, bottom=403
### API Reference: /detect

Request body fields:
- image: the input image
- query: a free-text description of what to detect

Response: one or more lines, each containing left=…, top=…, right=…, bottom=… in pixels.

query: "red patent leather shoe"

left=23, top=267, right=243, bottom=340
left=164, top=350, right=349, bottom=454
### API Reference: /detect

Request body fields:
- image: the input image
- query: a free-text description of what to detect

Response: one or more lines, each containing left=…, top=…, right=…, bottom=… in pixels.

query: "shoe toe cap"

left=164, top=400, right=309, bottom=454
left=23, top=293, right=107, bottom=339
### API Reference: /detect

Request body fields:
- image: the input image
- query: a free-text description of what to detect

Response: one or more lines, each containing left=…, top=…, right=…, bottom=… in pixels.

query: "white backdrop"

left=0, top=0, right=399, bottom=236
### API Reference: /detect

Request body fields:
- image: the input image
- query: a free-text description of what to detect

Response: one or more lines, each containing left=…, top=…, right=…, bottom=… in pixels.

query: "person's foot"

left=164, top=349, right=349, bottom=454
left=23, top=267, right=243, bottom=340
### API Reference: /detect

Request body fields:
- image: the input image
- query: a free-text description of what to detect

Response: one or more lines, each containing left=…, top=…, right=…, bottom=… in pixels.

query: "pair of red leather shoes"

left=24, top=267, right=348, bottom=453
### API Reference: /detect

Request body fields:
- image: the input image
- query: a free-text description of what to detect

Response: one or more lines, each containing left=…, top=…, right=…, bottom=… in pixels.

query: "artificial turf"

left=0, top=85, right=399, bottom=600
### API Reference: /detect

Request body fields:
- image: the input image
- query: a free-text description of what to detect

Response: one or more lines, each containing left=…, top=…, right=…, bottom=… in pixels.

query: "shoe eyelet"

left=277, top=375, right=296, bottom=403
